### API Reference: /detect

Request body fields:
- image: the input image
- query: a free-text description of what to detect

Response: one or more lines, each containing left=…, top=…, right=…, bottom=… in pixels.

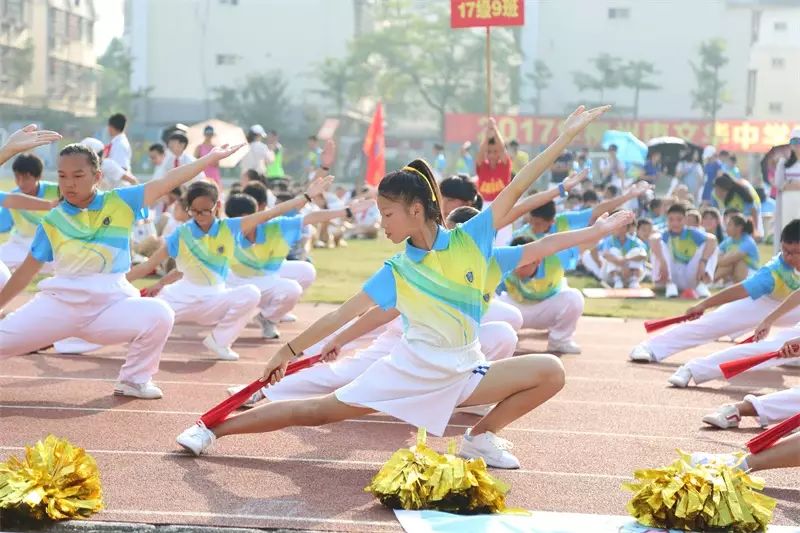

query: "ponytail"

left=378, top=158, right=444, bottom=225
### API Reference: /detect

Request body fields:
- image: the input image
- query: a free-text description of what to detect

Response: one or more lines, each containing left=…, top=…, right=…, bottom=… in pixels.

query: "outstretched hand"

left=562, top=105, right=612, bottom=137
left=306, top=174, right=334, bottom=198
left=592, top=210, right=634, bottom=234
left=626, top=180, right=652, bottom=197
left=205, top=143, right=245, bottom=163
left=348, top=198, right=376, bottom=215
left=2, top=124, right=62, bottom=156
left=563, top=169, right=589, bottom=191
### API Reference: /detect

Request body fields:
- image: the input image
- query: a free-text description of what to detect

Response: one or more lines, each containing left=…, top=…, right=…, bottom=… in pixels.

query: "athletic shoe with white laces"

left=702, top=404, right=741, bottom=429
left=202, top=335, right=239, bottom=361
left=629, top=344, right=655, bottom=363
left=547, top=340, right=582, bottom=354
left=114, top=380, right=163, bottom=399
left=458, top=430, right=520, bottom=469
left=665, top=282, right=679, bottom=298
left=280, top=313, right=298, bottom=323
left=226, top=385, right=266, bottom=408
left=176, top=421, right=216, bottom=456
left=695, top=282, right=711, bottom=298
left=455, top=404, right=493, bottom=417
left=667, top=365, right=693, bottom=388
left=255, top=314, right=280, bottom=339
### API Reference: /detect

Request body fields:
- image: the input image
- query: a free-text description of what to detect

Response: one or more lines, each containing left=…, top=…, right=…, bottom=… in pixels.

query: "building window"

left=608, top=7, right=630, bottom=19
left=746, top=69, right=757, bottom=116
left=216, top=54, right=238, bottom=65
left=774, top=21, right=787, bottom=31
left=772, top=57, right=785, bottom=69
left=769, top=102, right=783, bottom=113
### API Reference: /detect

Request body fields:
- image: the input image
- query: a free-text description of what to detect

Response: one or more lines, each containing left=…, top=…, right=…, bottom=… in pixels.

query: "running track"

left=1, top=297, right=798, bottom=530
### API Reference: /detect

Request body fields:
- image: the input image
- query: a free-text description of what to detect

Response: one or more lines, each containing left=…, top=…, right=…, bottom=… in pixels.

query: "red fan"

left=139, top=288, right=148, bottom=297
left=720, top=351, right=780, bottom=379
left=746, top=412, right=800, bottom=454
left=644, top=312, right=700, bottom=333
left=736, top=335, right=755, bottom=345
left=199, top=354, right=322, bottom=428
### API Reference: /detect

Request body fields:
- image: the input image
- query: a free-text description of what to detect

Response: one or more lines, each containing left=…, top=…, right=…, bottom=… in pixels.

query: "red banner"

left=445, top=113, right=800, bottom=153
left=450, top=0, right=524, bottom=28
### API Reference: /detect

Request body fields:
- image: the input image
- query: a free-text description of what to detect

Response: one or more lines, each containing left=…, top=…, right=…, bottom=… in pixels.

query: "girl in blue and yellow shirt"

left=715, top=213, right=760, bottom=284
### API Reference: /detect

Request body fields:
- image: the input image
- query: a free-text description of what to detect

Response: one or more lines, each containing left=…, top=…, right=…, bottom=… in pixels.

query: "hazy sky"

left=93, top=0, right=125, bottom=56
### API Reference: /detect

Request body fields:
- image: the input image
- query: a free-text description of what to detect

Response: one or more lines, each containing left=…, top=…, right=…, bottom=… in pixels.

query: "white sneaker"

left=629, top=280, right=641, bottom=289
left=455, top=404, right=493, bottom=417
left=667, top=366, right=693, bottom=388
left=202, top=335, right=239, bottom=361
left=665, top=282, right=678, bottom=298
left=613, top=278, right=624, bottom=289
left=547, top=340, right=582, bottom=354
left=113, top=380, right=163, bottom=399
left=629, top=344, right=655, bottom=363
left=695, top=282, right=710, bottom=298
left=176, top=421, right=216, bottom=456
left=702, top=404, right=741, bottom=429
left=458, top=430, right=520, bottom=469
left=280, top=313, right=297, bottom=323
left=255, top=314, right=280, bottom=339
left=226, top=385, right=266, bottom=408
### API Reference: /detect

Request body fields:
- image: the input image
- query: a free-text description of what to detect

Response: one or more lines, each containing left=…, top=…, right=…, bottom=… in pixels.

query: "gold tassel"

left=623, top=450, right=776, bottom=532
left=0, top=435, right=104, bottom=520
left=365, top=428, right=520, bottom=514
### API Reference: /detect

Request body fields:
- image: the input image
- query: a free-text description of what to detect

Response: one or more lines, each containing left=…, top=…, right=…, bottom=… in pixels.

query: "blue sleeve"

left=280, top=215, right=304, bottom=247
left=719, top=237, right=731, bottom=253
left=742, top=266, right=775, bottom=300
left=598, top=237, right=612, bottom=252
left=0, top=192, right=6, bottom=204
left=0, top=207, right=12, bottom=233
left=30, top=225, right=53, bottom=263
left=224, top=217, right=244, bottom=237
left=688, top=228, right=707, bottom=246
left=362, top=263, right=397, bottom=310
left=116, top=184, right=146, bottom=215
left=493, top=246, right=523, bottom=277
left=741, top=237, right=759, bottom=261
left=461, top=206, right=495, bottom=259
left=166, top=229, right=181, bottom=258
left=565, top=208, right=592, bottom=230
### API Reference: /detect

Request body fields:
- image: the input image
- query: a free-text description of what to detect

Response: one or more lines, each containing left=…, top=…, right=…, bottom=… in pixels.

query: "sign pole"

left=485, top=26, right=492, bottom=117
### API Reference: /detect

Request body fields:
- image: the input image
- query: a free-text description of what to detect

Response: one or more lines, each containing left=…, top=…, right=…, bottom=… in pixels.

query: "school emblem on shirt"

left=483, top=293, right=490, bottom=302
left=217, top=245, right=225, bottom=254
left=102, top=216, right=111, bottom=226
left=465, top=271, right=474, bottom=283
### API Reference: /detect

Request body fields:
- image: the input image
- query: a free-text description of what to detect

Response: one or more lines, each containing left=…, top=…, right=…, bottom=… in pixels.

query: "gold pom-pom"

left=365, top=428, right=518, bottom=514
left=0, top=435, right=104, bottom=520
left=623, top=450, right=776, bottom=532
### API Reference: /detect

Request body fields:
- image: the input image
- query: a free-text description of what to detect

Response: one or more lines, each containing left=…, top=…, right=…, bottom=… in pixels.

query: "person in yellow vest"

left=509, top=140, right=529, bottom=178
left=266, top=129, right=285, bottom=179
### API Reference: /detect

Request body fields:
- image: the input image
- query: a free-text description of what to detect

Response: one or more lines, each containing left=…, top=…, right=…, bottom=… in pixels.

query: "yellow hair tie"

left=403, top=165, right=436, bottom=201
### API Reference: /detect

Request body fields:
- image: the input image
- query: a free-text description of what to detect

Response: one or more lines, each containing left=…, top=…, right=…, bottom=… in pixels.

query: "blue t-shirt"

left=660, top=227, right=707, bottom=264
left=742, top=254, right=800, bottom=301
left=703, top=160, right=722, bottom=201
left=720, top=234, right=759, bottom=269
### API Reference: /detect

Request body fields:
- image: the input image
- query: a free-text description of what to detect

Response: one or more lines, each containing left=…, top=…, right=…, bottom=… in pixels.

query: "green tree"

left=527, top=59, right=552, bottom=114
left=690, top=39, right=729, bottom=131
left=96, top=38, right=149, bottom=118
left=620, top=60, right=660, bottom=119
left=572, top=53, right=622, bottom=103
left=311, top=56, right=370, bottom=118
left=214, top=71, right=291, bottom=132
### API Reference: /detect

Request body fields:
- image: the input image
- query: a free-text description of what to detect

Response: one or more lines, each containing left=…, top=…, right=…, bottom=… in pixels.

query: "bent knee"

left=532, top=354, right=566, bottom=389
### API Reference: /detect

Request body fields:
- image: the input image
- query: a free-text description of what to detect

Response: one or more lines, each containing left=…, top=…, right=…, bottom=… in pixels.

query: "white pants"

left=601, top=248, right=646, bottom=286
left=580, top=249, right=604, bottom=280
left=158, top=280, right=260, bottom=347
left=687, top=328, right=800, bottom=384
left=228, top=272, right=302, bottom=323
left=0, top=260, right=10, bottom=288
left=0, top=275, right=174, bottom=384
left=499, top=287, right=584, bottom=344
left=277, top=260, right=316, bottom=291
left=481, top=298, right=524, bottom=332
left=652, top=240, right=718, bottom=291
left=0, top=234, right=51, bottom=273
left=645, top=297, right=800, bottom=361
left=265, top=320, right=517, bottom=402
left=745, top=387, right=800, bottom=427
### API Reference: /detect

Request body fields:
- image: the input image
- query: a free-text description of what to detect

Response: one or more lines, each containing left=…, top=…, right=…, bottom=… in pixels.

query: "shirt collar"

left=405, top=226, right=450, bottom=262
left=190, top=218, right=220, bottom=238
left=60, top=191, right=105, bottom=215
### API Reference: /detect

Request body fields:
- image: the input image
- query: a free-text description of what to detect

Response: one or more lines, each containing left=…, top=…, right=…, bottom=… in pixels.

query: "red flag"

left=363, top=102, right=385, bottom=186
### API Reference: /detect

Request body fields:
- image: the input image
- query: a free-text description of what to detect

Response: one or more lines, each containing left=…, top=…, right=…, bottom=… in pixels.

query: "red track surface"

left=2, top=297, right=798, bottom=531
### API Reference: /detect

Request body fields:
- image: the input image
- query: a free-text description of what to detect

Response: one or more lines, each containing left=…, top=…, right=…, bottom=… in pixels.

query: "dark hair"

left=170, top=185, right=185, bottom=198
left=487, top=137, right=497, bottom=145
left=567, top=191, right=581, bottom=202
left=608, top=144, right=618, bottom=151
left=308, top=135, right=318, bottom=141
left=246, top=131, right=259, bottom=143
left=530, top=201, right=556, bottom=220
left=225, top=193, right=258, bottom=218
left=667, top=203, right=687, bottom=216
left=728, top=213, right=754, bottom=235
left=714, top=173, right=754, bottom=205
left=582, top=190, right=599, bottom=203
left=606, top=185, right=619, bottom=197
left=168, top=132, right=189, bottom=146
left=786, top=149, right=798, bottom=168
left=186, top=181, right=219, bottom=207
left=637, top=217, right=653, bottom=229
left=719, top=150, right=730, bottom=157
left=446, top=206, right=480, bottom=226
left=108, top=113, right=127, bottom=132
left=433, top=143, right=444, bottom=151
left=243, top=182, right=269, bottom=207
left=275, top=192, right=294, bottom=203
left=781, top=219, right=800, bottom=244
left=723, top=207, right=742, bottom=217
left=149, top=143, right=165, bottom=154
left=243, top=169, right=267, bottom=185
left=439, top=175, right=483, bottom=210
left=378, top=159, right=444, bottom=224
left=59, top=143, right=100, bottom=171
left=509, top=140, right=519, bottom=148
left=510, top=235, right=534, bottom=247
left=12, top=153, right=44, bottom=178
left=649, top=198, right=663, bottom=210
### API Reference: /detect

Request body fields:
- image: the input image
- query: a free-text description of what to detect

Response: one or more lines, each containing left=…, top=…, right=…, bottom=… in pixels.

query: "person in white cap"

left=239, top=125, right=274, bottom=184
left=773, top=128, right=800, bottom=252
left=80, top=137, right=138, bottom=190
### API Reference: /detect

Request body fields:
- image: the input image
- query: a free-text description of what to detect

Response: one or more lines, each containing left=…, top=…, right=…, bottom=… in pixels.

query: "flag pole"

left=485, top=26, right=492, bottom=117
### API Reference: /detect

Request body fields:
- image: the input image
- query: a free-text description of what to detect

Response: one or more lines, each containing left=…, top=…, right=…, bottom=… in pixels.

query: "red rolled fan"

left=736, top=334, right=755, bottom=345
left=720, top=351, right=780, bottom=379
left=199, top=355, right=322, bottom=428
left=644, top=312, right=700, bottom=333
left=139, top=288, right=148, bottom=297
left=746, top=412, right=800, bottom=454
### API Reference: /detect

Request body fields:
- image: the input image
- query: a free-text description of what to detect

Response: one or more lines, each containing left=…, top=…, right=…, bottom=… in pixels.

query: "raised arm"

left=127, top=246, right=169, bottom=282
left=0, top=254, right=43, bottom=312
left=302, top=198, right=375, bottom=226
left=498, top=169, right=588, bottom=228
left=1, top=193, right=56, bottom=211
left=319, top=305, right=400, bottom=361
left=590, top=180, right=650, bottom=223
left=0, top=124, right=62, bottom=166
left=143, top=144, right=244, bottom=206
left=490, top=106, right=611, bottom=229
left=238, top=175, right=334, bottom=234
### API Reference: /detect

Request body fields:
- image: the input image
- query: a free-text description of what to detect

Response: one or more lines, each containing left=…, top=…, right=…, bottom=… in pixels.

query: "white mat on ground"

left=394, top=509, right=800, bottom=533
